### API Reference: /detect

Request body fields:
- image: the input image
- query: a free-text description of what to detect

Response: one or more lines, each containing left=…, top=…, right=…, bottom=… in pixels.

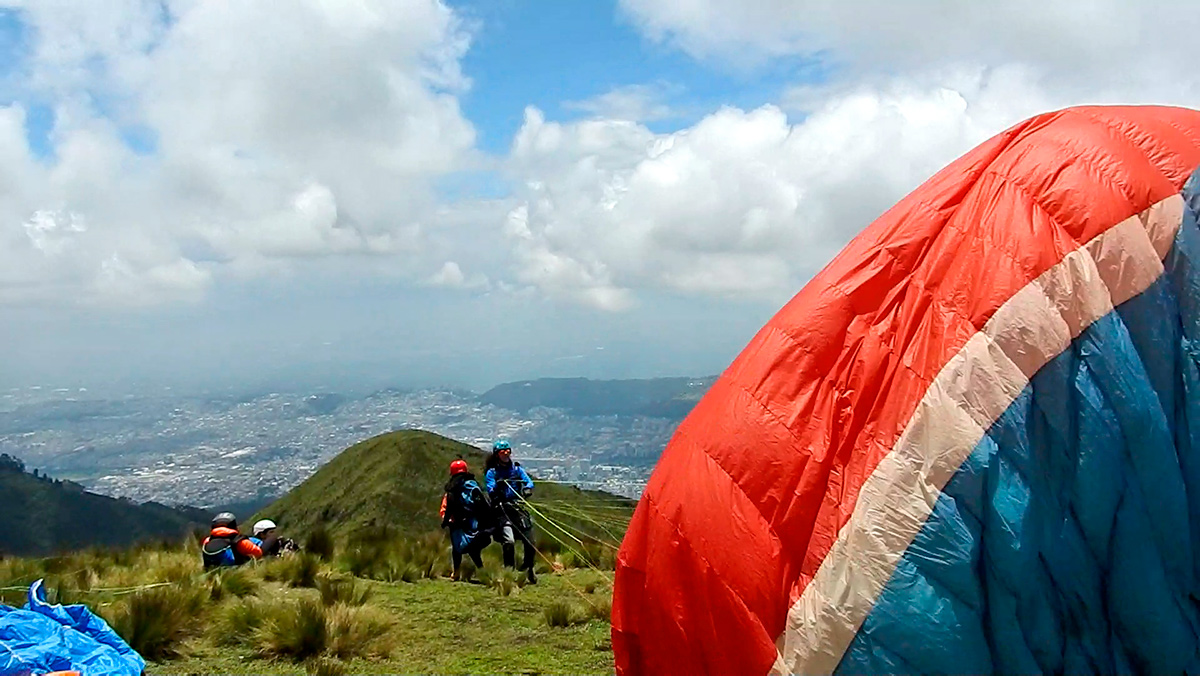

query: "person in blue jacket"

left=485, top=439, right=537, bottom=583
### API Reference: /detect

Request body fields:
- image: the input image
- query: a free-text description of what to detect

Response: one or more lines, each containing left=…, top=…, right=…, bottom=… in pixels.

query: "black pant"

left=496, top=505, right=536, bottom=570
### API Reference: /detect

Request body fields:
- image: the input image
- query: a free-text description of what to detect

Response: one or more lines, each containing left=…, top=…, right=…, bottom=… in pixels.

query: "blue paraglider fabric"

left=836, top=171, right=1200, bottom=674
left=0, top=579, right=144, bottom=676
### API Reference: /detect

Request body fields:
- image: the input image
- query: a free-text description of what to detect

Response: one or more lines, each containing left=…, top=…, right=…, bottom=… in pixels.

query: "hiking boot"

left=527, top=567, right=537, bottom=585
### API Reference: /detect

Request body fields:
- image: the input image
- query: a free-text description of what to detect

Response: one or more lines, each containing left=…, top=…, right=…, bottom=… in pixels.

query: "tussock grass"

left=305, top=524, right=336, bottom=562
left=317, top=574, right=370, bottom=607
left=306, top=657, right=347, bottom=676
left=211, top=596, right=268, bottom=647
left=106, top=582, right=207, bottom=660
left=255, top=596, right=328, bottom=661
left=327, top=604, right=396, bottom=660
left=543, top=599, right=577, bottom=628
left=208, top=567, right=257, bottom=600
left=260, top=552, right=320, bottom=588
left=587, top=594, right=612, bottom=623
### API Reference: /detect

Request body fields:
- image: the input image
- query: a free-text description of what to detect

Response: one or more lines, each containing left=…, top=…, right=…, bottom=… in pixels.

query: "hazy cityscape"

left=0, top=383, right=684, bottom=508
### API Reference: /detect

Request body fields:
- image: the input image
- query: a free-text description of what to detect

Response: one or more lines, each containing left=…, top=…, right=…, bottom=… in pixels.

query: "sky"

left=0, top=1, right=1198, bottom=396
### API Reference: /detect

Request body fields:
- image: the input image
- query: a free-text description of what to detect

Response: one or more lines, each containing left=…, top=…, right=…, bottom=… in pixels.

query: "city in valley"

left=0, top=383, right=690, bottom=509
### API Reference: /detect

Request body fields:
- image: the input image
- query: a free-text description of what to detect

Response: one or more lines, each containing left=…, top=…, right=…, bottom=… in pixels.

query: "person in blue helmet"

left=485, top=439, right=537, bottom=583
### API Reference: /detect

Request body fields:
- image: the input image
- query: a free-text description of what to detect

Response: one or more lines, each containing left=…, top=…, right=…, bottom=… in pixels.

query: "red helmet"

left=449, top=459, right=468, bottom=475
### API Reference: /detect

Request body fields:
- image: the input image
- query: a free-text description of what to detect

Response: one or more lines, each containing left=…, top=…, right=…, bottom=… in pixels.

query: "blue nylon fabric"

left=835, top=173, right=1200, bottom=676
left=0, top=580, right=143, bottom=676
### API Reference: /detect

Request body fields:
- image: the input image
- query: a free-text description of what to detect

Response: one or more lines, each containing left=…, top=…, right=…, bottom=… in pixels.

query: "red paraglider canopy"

left=611, top=104, right=1200, bottom=676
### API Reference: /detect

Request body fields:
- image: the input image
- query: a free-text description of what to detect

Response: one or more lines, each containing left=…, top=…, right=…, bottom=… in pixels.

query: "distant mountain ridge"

left=479, top=375, right=717, bottom=419
left=0, top=454, right=207, bottom=556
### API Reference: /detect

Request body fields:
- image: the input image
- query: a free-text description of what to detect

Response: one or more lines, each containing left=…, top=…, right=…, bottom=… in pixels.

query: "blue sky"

left=448, top=0, right=824, bottom=154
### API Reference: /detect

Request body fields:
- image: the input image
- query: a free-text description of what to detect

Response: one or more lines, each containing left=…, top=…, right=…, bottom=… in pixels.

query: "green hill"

left=0, top=455, right=206, bottom=556
left=253, top=429, right=636, bottom=548
left=479, top=375, right=716, bottom=418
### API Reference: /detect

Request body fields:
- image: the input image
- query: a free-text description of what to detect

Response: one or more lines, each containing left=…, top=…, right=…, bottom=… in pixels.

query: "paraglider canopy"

left=612, top=104, right=1200, bottom=676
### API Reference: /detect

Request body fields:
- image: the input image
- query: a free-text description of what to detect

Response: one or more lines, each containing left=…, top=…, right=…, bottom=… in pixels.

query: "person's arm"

left=517, top=466, right=534, bottom=492
left=485, top=469, right=497, bottom=494
left=236, top=537, right=263, bottom=559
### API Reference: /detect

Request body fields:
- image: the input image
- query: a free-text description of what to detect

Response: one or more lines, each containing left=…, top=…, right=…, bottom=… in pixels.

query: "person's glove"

left=521, top=486, right=533, bottom=498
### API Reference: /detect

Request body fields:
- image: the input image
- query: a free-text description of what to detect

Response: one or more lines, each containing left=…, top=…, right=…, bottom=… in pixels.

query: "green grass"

left=150, top=569, right=616, bottom=675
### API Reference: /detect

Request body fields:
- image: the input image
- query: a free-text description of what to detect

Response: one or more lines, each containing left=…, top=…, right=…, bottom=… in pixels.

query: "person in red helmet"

left=439, top=457, right=491, bottom=580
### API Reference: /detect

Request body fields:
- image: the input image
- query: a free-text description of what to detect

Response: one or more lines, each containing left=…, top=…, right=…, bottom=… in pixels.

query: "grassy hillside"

left=479, top=375, right=716, bottom=418
left=0, top=429, right=634, bottom=674
left=0, top=461, right=205, bottom=556
left=0, top=541, right=618, bottom=675
left=253, top=429, right=636, bottom=557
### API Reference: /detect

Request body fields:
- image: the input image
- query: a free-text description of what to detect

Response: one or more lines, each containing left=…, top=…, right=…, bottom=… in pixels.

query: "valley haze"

left=0, top=375, right=715, bottom=508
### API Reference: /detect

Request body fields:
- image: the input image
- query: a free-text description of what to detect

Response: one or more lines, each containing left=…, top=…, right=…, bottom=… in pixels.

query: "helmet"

left=252, top=519, right=276, bottom=537
left=212, top=512, right=237, bottom=530
left=449, top=459, right=468, bottom=475
left=493, top=439, right=511, bottom=452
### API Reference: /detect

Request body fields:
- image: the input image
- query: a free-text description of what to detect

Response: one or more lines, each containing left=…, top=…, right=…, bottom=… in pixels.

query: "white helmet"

left=252, top=519, right=277, bottom=537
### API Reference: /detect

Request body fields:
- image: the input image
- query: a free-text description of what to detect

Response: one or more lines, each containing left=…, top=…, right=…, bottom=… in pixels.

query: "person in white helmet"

left=249, top=519, right=295, bottom=557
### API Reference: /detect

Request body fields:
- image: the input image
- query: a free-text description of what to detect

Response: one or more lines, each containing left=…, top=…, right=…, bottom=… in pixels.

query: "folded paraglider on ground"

left=0, top=579, right=144, bottom=676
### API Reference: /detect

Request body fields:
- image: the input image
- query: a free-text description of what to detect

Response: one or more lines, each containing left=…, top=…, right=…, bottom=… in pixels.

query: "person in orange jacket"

left=200, top=512, right=263, bottom=570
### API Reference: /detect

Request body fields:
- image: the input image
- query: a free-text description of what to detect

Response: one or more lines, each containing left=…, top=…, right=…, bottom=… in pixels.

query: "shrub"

left=317, top=575, right=370, bottom=607
left=108, top=583, right=206, bottom=660
left=256, top=597, right=328, bottom=661
left=305, top=525, right=335, bottom=563
left=327, top=604, right=396, bottom=660
left=543, top=600, right=576, bottom=628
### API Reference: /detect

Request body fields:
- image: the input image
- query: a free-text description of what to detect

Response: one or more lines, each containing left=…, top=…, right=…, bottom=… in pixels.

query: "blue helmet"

left=493, top=439, right=511, bottom=452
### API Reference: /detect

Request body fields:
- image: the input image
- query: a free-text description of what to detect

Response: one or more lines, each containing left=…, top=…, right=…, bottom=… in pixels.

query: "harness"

left=202, top=531, right=248, bottom=569
left=445, top=475, right=489, bottom=530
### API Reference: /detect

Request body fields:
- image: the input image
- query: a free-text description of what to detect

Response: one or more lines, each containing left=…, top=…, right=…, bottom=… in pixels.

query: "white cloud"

left=425, top=260, right=489, bottom=289
left=500, top=68, right=1064, bottom=309
left=0, top=0, right=478, bottom=306
left=490, top=2, right=1200, bottom=311
left=563, top=83, right=678, bottom=123
left=617, top=0, right=1196, bottom=81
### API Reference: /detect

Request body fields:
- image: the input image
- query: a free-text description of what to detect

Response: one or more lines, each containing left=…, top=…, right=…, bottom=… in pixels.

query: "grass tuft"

left=210, top=567, right=258, bottom=599
left=108, top=583, right=206, bottom=660
left=305, top=524, right=336, bottom=563
left=255, top=597, right=328, bottom=661
left=306, top=657, right=347, bottom=676
left=317, top=574, right=371, bottom=607
left=212, top=596, right=268, bottom=647
left=543, top=599, right=576, bottom=628
left=327, top=604, right=396, bottom=660
left=587, top=595, right=612, bottom=623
